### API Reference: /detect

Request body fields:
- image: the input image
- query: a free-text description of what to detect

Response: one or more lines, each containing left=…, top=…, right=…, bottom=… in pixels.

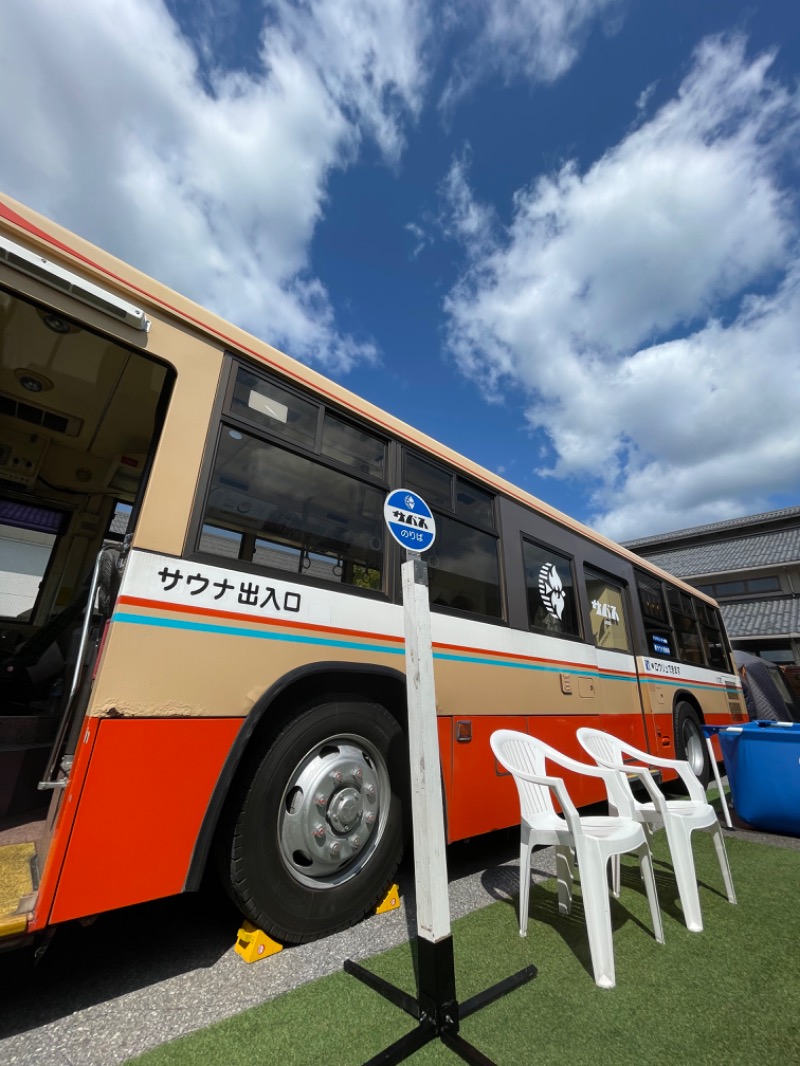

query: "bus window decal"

left=592, top=599, right=619, bottom=624
left=538, top=563, right=565, bottom=620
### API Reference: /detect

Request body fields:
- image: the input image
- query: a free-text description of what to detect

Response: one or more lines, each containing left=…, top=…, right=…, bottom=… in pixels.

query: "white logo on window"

left=539, top=563, right=565, bottom=620
left=592, top=599, right=619, bottom=623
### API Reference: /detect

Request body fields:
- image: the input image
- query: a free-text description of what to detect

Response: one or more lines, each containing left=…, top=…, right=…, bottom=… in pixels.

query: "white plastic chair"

left=576, top=727, right=736, bottom=933
left=490, top=729, right=664, bottom=989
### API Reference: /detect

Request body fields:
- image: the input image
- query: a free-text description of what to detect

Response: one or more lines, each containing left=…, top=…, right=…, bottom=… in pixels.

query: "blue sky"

left=1, top=1, right=799, bottom=540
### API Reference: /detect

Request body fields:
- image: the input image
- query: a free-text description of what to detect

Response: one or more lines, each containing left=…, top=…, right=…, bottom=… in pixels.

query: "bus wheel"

left=227, top=698, right=406, bottom=944
left=673, top=701, right=709, bottom=787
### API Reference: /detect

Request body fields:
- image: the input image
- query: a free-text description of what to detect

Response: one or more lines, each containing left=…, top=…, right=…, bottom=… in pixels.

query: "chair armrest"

left=618, top=748, right=706, bottom=801
left=621, top=765, right=670, bottom=816
left=583, top=758, right=664, bottom=819
left=538, top=748, right=642, bottom=820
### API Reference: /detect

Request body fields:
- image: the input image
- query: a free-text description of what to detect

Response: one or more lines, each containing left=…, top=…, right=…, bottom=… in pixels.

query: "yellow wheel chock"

left=375, top=882, right=401, bottom=914
left=234, top=883, right=401, bottom=963
left=234, top=920, right=284, bottom=963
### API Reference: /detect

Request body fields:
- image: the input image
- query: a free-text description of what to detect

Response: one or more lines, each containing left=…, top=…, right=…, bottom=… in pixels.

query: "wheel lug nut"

left=329, top=841, right=341, bottom=857
left=350, top=835, right=361, bottom=850
left=365, top=812, right=376, bottom=826
left=330, top=771, right=343, bottom=784
left=313, top=823, right=326, bottom=840
left=315, top=793, right=327, bottom=807
left=351, top=767, right=363, bottom=782
left=364, top=784, right=376, bottom=799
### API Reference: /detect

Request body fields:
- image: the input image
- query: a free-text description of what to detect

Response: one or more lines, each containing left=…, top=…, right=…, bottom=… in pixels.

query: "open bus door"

left=0, top=256, right=172, bottom=947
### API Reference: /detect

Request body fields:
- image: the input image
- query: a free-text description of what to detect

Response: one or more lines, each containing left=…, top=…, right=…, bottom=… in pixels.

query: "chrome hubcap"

left=278, top=734, right=389, bottom=888
left=682, top=720, right=705, bottom=777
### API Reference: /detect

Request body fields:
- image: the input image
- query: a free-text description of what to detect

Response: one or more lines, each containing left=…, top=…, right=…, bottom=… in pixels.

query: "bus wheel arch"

left=672, top=695, right=709, bottom=787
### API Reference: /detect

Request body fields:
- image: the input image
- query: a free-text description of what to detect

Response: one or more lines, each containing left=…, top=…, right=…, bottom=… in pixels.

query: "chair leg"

left=710, top=822, right=737, bottom=905
left=556, top=844, right=574, bottom=915
left=609, top=854, right=621, bottom=897
left=518, top=828, right=534, bottom=936
left=577, top=846, right=616, bottom=989
left=664, top=822, right=704, bottom=932
left=636, top=842, right=665, bottom=944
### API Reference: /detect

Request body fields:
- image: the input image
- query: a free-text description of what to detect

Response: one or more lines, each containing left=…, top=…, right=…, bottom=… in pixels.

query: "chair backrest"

left=577, top=726, right=708, bottom=806
left=490, top=729, right=563, bottom=822
left=576, top=728, right=634, bottom=812
left=577, top=727, right=625, bottom=766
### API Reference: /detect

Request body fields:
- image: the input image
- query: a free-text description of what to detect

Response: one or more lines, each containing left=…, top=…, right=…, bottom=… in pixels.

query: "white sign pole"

left=344, top=489, right=535, bottom=1064
left=401, top=553, right=451, bottom=943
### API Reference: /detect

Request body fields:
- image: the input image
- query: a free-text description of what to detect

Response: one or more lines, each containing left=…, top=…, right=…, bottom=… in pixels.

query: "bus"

left=0, top=193, right=747, bottom=951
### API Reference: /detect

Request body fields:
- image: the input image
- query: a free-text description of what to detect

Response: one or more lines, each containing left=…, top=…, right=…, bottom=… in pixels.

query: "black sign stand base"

left=345, top=934, right=536, bottom=1066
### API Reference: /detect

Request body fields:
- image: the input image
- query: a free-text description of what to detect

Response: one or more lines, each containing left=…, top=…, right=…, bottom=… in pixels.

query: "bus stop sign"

left=383, top=489, right=436, bottom=554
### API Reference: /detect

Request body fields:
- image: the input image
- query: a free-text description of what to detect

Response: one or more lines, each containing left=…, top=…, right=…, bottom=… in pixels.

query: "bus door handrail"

left=38, top=548, right=107, bottom=791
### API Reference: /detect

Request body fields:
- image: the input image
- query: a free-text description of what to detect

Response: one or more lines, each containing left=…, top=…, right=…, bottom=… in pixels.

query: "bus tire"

left=226, top=697, right=407, bottom=944
left=673, top=701, right=709, bottom=788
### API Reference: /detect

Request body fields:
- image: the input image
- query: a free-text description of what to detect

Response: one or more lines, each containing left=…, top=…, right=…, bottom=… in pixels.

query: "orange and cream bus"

left=0, top=193, right=746, bottom=951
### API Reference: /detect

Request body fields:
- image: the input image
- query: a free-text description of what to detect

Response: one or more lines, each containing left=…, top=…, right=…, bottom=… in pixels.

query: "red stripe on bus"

left=117, top=594, right=405, bottom=644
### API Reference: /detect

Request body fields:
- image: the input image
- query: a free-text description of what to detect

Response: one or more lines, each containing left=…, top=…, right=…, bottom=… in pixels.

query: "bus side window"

left=405, top=453, right=501, bottom=619
left=200, top=426, right=385, bottom=591
left=695, top=599, right=731, bottom=671
left=523, top=539, right=580, bottom=637
left=667, top=587, right=705, bottom=665
left=636, top=571, right=676, bottom=659
left=426, top=514, right=502, bottom=618
left=584, top=568, right=631, bottom=652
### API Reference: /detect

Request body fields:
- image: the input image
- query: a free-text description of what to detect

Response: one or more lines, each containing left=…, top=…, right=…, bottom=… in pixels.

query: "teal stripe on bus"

left=113, top=611, right=718, bottom=692
left=113, top=612, right=404, bottom=657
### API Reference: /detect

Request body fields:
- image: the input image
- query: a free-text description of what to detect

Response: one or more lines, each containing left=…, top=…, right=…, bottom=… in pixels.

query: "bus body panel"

left=46, top=717, right=242, bottom=924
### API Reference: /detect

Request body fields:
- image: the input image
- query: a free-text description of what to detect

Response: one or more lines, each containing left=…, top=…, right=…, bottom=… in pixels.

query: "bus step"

left=0, top=841, right=36, bottom=934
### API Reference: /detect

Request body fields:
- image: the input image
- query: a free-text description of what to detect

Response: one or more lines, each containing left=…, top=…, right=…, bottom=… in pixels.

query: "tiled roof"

left=640, top=527, right=800, bottom=577
left=624, top=505, right=800, bottom=549
left=721, top=597, right=800, bottom=639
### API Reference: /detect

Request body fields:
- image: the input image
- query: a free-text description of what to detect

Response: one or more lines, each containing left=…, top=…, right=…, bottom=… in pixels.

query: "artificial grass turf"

left=129, top=831, right=800, bottom=1066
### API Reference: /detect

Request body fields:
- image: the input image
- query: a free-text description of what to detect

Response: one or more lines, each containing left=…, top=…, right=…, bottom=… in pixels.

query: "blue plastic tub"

left=717, top=721, right=800, bottom=837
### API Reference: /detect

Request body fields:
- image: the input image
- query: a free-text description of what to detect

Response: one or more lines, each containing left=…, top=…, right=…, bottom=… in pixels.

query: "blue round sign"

left=383, top=489, right=436, bottom=553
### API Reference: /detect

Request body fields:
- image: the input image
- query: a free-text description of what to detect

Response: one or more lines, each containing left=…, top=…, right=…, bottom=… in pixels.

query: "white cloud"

left=0, top=0, right=634, bottom=377
left=443, top=35, right=800, bottom=539
left=440, top=150, right=496, bottom=250
left=440, top=0, right=625, bottom=110
left=0, top=0, right=430, bottom=372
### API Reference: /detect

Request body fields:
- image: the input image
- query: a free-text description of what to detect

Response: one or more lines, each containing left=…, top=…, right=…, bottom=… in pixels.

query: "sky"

left=1, top=0, right=799, bottom=542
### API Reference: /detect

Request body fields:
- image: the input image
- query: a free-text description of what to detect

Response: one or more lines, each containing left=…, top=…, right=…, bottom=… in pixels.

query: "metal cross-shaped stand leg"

left=345, top=937, right=536, bottom=1066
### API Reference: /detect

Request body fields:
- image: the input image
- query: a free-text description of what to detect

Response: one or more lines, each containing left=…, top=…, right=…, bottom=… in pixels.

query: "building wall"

left=0, top=527, right=55, bottom=619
